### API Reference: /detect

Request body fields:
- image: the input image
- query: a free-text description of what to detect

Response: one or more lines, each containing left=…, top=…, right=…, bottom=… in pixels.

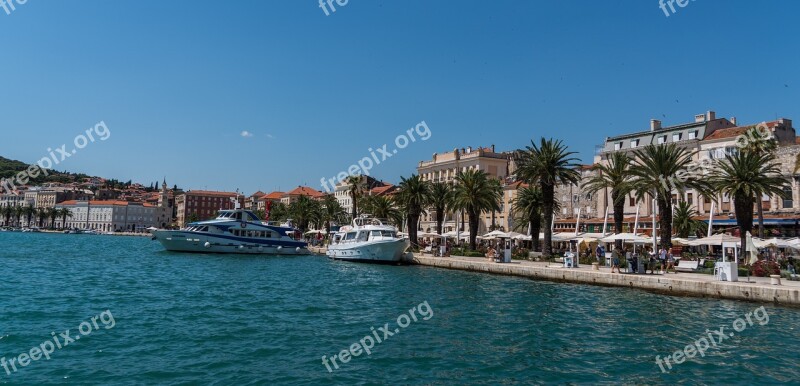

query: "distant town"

left=2, top=110, right=799, bottom=238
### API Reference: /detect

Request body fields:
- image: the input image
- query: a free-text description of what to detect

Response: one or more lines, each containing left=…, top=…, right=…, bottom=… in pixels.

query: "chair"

left=422, top=246, right=432, bottom=255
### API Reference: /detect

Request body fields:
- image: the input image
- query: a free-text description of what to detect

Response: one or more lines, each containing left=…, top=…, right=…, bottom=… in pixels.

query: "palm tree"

left=23, top=204, right=36, bottom=227
left=584, top=152, right=632, bottom=250
left=395, top=174, right=431, bottom=249
left=515, top=138, right=581, bottom=257
left=709, top=151, right=788, bottom=259
left=2, top=205, right=12, bottom=226
left=37, top=207, right=48, bottom=228
left=269, top=202, right=289, bottom=222
left=428, top=182, right=452, bottom=235
left=13, top=205, right=23, bottom=227
left=450, top=169, right=503, bottom=250
left=672, top=200, right=704, bottom=238
left=59, top=208, right=72, bottom=229
left=48, top=207, right=59, bottom=229
left=288, top=195, right=318, bottom=232
left=511, top=186, right=546, bottom=252
left=629, top=144, right=711, bottom=250
left=345, top=175, right=367, bottom=220
left=362, top=195, right=401, bottom=226
left=320, top=194, right=346, bottom=237
left=739, top=126, right=778, bottom=238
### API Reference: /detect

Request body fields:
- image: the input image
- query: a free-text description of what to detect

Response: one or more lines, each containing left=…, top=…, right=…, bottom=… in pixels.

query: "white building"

left=57, top=200, right=159, bottom=232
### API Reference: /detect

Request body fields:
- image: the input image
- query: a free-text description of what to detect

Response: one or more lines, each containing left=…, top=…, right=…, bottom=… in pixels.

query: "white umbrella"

left=600, top=233, right=650, bottom=243
left=761, top=237, right=800, bottom=249
left=483, top=230, right=510, bottom=238
left=686, top=233, right=740, bottom=246
left=304, top=229, right=327, bottom=235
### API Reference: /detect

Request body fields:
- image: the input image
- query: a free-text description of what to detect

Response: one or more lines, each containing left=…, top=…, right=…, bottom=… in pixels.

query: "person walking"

left=665, top=248, right=676, bottom=274
left=611, top=248, right=621, bottom=273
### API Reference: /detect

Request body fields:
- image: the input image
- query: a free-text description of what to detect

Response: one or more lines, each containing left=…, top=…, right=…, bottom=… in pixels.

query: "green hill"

left=0, top=156, right=76, bottom=184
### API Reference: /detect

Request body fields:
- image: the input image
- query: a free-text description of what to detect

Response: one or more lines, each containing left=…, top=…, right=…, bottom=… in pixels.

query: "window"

left=672, top=133, right=682, bottom=142
left=630, top=139, right=639, bottom=148
left=688, top=130, right=697, bottom=140
left=657, top=135, right=666, bottom=144
left=687, top=193, right=693, bottom=204
left=783, top=187, right=793, bottom=208
left=614, top=142, right=622, bottom=151
left=629, top=196, right=635, bottom=206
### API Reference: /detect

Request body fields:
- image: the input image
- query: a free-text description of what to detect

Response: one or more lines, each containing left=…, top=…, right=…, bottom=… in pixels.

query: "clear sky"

left=1, top=0, right=798, bottom=194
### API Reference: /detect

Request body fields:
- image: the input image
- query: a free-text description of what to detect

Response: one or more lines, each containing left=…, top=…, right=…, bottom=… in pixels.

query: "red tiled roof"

left=249, top=191, right=266, bottom=198
left=285, top=186, right=324, bottom=198
left=370, top=185, right=395, bottom=196
left=704, top=121, right=780, bottom=141
left=262, top=191, right=284, bottom=200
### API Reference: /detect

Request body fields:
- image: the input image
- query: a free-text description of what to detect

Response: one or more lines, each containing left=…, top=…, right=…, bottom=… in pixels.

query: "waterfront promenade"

left=306, top=246, right=800, bottom=305
left=413, top=255, right=800, bottom=306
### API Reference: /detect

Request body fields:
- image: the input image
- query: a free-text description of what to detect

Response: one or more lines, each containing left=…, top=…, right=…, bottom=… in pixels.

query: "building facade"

left=176, top=190, right=242, bottom=227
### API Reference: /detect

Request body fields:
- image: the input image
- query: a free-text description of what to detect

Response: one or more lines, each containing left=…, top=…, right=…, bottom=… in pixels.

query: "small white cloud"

left=241, top=131, right=254, bottom=138
left=266, top=134, right=274, bottom=139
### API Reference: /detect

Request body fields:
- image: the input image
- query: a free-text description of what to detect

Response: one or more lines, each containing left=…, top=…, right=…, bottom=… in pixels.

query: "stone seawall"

left=413, top=255, right=800, bottom=306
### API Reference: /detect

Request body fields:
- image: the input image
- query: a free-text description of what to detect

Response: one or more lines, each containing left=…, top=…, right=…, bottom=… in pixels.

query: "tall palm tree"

left=450, top=169, right=503, bottom=251
left=345, top=175, right=367, bottom=220
left=584, top=152, right=632, bottom=250
left=709, top=151, right=788, bottom=259
left=362, top=195, right=401, bottom=226
left=672, top=200, right=704, bottom=238
left=268, top=202, right=289, bottom=222
left=48, top=207, right=59, bottom=229
left=629, top=144, right=711, bottom=250
left=320, top=194, right=346, bottom=236
left=395, top=174, right=431, bottom=249
left=59, top=208, right=72, bottom=229
left=739, top=126, right=778, bottom=238
left=37, top=207, right=48, bottom=228
left=23, top=204, right=36, bottom=227
left=13, top=205, right=23, bottom=227
left=428, top=182, right=452, bottom=235
left=511, top=186, right=546, bottom=252
left=289, top=195, right=318, bottom=231
left=2, top=205, right=12, bottom=226
left=514, top=138, right=581, bottom=257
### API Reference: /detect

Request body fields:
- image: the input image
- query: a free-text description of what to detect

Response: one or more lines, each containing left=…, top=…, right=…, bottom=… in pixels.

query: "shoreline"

left=410, top=254, right=800, bottom=306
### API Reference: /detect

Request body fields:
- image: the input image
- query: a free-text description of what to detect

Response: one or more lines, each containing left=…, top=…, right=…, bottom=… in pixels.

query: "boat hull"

left=151, top=230, right=308, bottom=255
left=327, top=239, right=410, bottom=263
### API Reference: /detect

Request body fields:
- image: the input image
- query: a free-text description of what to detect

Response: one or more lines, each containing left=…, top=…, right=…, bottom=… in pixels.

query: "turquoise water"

left=1, top=232, right=799, bottom=385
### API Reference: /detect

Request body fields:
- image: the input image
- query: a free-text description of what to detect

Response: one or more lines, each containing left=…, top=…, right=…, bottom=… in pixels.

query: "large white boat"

left=327, top=216, right=410, bottom=263
left=150, top=201, right=308, bottom=255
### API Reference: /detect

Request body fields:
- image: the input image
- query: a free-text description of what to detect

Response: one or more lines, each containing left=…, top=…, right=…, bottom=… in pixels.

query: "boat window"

left=344, top=232, right=357, bottom=241
left=197, top=226, right=208, bottom=232
left=381, top=230, right=396, bottom=238
left=357, top=232, right=368, bottom=242
left=234, top=212, right=242, bottom=221
left=370, top=230, right=382, bottom=239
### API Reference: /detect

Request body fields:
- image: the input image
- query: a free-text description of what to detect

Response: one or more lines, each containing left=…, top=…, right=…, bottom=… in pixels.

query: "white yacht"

left=327, top=216, right=410, bottom=263
left=150, top=199, right=308, bottom=255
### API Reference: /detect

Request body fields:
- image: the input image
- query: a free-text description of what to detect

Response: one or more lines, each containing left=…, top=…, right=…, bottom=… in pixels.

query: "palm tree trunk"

left=530, top=213, right=541, bottom=252
left=542, top=184, right=554, bottom=257
left=657, top=197, right=672, bottom=249
left=735, top=196, right=754, bottom=259
left=436, top=208, right=444, bottom=235
left=407, top=214, right=419, bottom=249
left=613, top=193, right=624, bottom=251
left=469, top=210, right=479, bottom=250
left=757, top=200, right=765, bottom=238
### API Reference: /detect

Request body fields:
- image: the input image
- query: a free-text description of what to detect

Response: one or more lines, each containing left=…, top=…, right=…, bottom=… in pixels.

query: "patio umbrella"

left=304, top=229, right=327, bottom=235
left=600, top=233, right=649, bottom=243
left=686, top=233, right=740, bottom=246
left=483, top=230, right=510, bottom=239
left=761, top=238, right=800, bottom=249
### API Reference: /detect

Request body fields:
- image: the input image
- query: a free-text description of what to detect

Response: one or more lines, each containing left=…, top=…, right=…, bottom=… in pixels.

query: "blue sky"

left=1, top=0, right=798, bottom=194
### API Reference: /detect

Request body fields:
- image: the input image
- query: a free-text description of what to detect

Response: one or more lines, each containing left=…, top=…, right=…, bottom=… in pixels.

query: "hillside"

left=0, top=156, right=79, bottom=184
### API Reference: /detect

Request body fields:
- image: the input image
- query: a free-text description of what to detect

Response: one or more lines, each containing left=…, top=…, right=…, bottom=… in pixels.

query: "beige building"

left=416, top=146, right=510, bottom=234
